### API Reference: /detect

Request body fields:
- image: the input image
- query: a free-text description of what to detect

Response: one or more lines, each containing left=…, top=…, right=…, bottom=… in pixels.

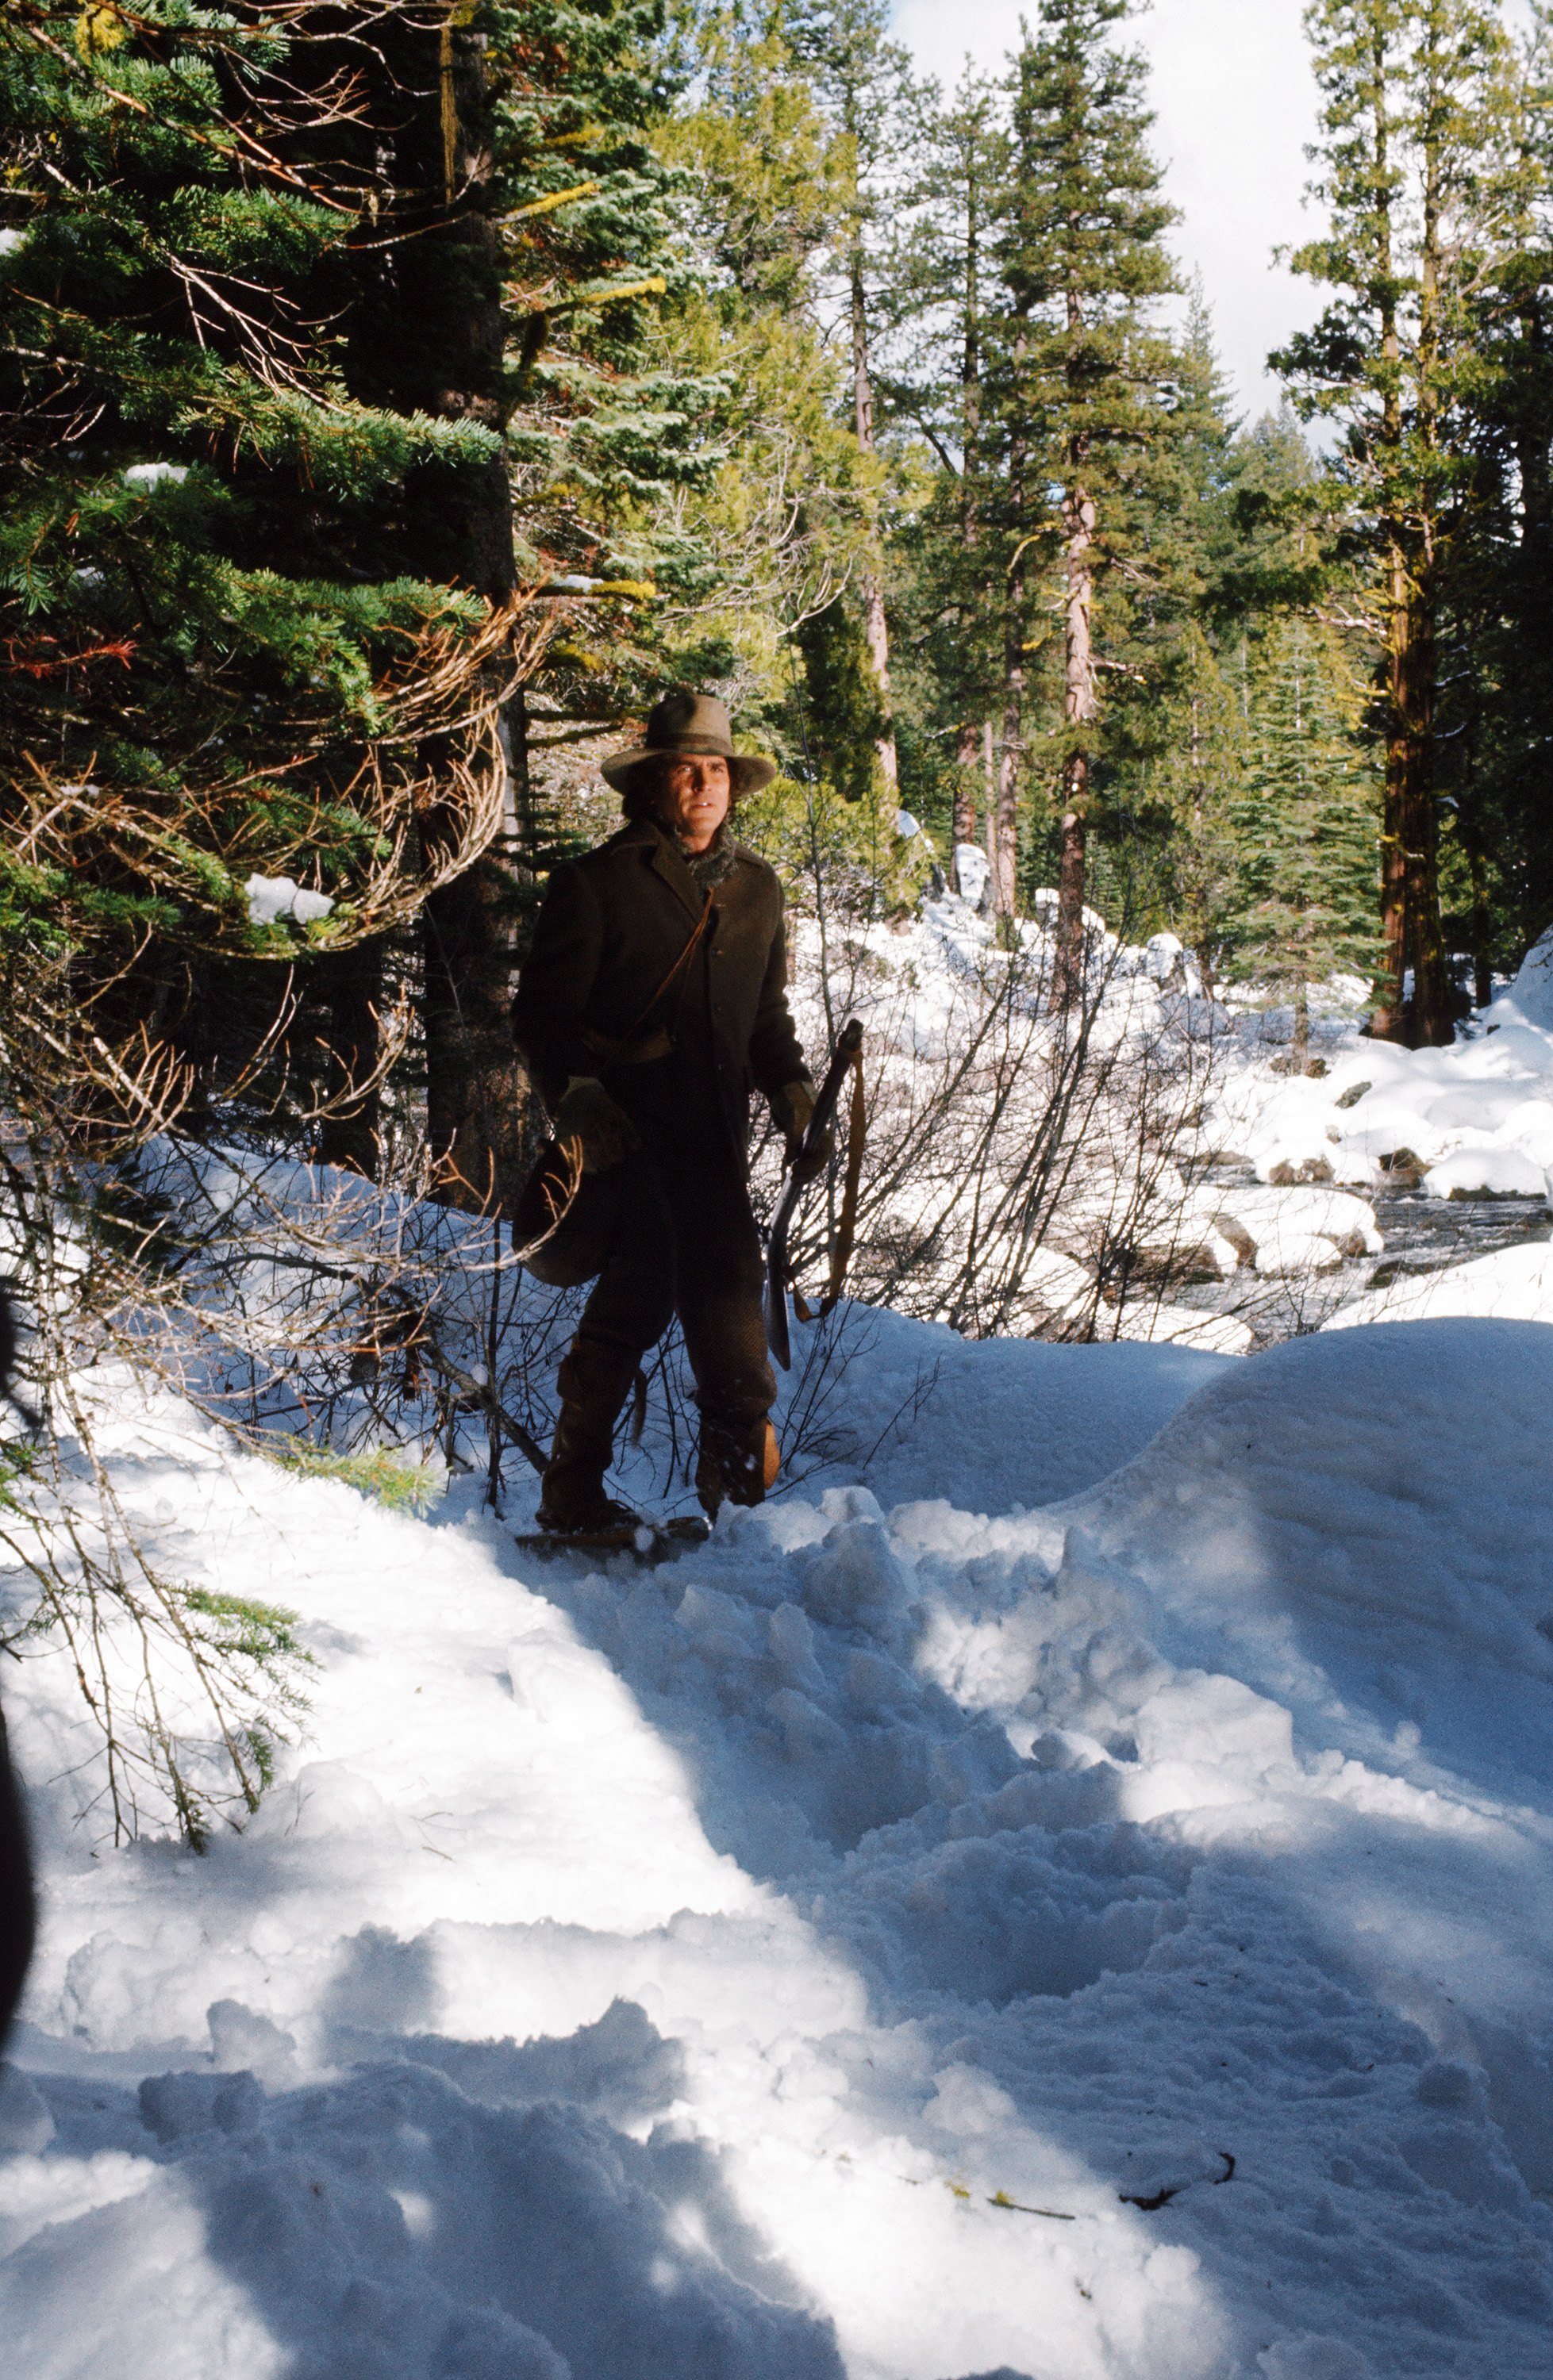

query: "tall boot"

left=695, top=1416, right=779, bottom=1517
left=538, top=1326, right=644, bottom=1534
left=537, top=1399, right=636, bottom=1534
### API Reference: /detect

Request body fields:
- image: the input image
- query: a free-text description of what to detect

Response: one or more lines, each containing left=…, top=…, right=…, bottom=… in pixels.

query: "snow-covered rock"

left=1222, top=956, right=1553, bottom=1222
left=951, top=843, right=989, bottom=906
left=1421, top=1146, right=1550, bottom=1201
left=1203, top=1184, right=1382, bottom=1273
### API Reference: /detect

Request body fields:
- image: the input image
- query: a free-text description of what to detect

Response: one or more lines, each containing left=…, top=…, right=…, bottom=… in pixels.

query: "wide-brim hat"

left=601, top=689, right=777, bottom=796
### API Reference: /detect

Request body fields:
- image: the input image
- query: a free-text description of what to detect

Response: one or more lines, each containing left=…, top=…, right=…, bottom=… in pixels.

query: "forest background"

left=7, top=0, right=1553, bottom=1207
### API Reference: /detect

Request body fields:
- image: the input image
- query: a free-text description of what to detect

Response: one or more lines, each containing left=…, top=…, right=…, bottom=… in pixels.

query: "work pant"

left=555, top=1142, right=775, bottom=1464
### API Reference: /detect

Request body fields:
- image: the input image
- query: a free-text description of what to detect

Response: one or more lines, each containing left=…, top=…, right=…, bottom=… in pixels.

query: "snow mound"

left=824, top=1307, right=1233, bottom=1513
left=1494, top=922, right=1553, bottom=1034
left=1074, top=1320, right=1553, bottom=1768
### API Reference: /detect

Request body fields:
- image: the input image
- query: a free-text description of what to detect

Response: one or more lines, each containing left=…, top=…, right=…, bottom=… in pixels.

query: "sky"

left=892, top=0, right=1540, bottom=423
left=890, top=0, right=1327, bottom=426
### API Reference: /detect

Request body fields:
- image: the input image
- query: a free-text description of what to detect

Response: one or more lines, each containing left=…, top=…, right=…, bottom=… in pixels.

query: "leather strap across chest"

left=579, top=889, right=716, bottom=1068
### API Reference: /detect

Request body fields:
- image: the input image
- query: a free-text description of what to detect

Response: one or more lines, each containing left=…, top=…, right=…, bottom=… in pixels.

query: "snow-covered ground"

left=3, top=1305, right=1552, bottom=2379
left=6, top=900, right=1553, bottom=2376
left=797, top=887, right=1553, bottom=1351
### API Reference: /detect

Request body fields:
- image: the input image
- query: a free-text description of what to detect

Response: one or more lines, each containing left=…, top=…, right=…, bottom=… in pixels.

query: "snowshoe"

left=513, top=1510, right=710, bottom=1567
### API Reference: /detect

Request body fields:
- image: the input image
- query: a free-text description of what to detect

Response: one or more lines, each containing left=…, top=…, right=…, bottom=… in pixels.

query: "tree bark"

left=1401, top=584, right=1451, bottom=1045
left=1463, top=823, right=1493, bottom=1008
left=851, top=248, right=898, bottom=793
left=951, top=160, right=983, bottom=896
left=1293, top=973, right=1310, bottom=1073
left=1376, top=556, right=1451, bottom=1050
left=994, top=694, right=1020, bottom=922
left=421, top=767, right=527, bottom=1210
left=1187, top=686, right=1216, bottom=1000
left=1374, top=530, right=1410, bottom=1043
left=1055, top=474, right=1097, bottom=1001
left=1057, top=756, right=1088, bottom=998
left=952, top=137, right=983, bottom=893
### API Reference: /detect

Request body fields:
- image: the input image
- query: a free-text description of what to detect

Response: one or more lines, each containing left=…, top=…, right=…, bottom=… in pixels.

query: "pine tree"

left=1147, top=626, right=1246, bottom=1000
left=649, top=6, right=881, bottom=764
left=785, top=0, right=923, bottom=794
left=1277, top=0, right=1515, bottom=1046
left=888, top=68, right=1008, bottom=885
left=1094, top=288, right=1247, bottom=962
left=1449, top=8, right=1553, bottom=977
left=0, top=0, right=514, bottom=1156
left=998, top=0, right=1178, bottom=974
left=1228, top=616, right=1380, bottom=1063
left=379, top=0, right=703, bottom=1205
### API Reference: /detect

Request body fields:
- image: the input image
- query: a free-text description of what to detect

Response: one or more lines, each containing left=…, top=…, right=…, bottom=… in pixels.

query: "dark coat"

left=511, top=816, right=808, bottom=1166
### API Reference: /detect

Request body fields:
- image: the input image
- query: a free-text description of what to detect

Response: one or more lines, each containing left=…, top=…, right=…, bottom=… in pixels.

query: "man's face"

left=656, top=754, right=731, bottom=852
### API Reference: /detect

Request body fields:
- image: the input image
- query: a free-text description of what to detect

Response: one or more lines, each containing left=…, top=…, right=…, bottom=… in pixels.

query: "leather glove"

left=772, top=1077, right=832, bottom=1183
left=552, top=1076, right=639, bottom=1175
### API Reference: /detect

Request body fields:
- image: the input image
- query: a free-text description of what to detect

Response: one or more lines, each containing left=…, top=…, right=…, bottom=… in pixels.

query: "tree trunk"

left=317, top=940, right=386, bottom=1178
left=851, top=249, right=898, bottom=794
left=422, top=773, right=527, bottom=1209
left=1401, top=585, right=1451, bottom=1045
left=994, top=695, right=1020, bottom=922
left=995, top=313, right=1028, bottom=925
left=983, top=720, right=998, bottom=885
left=1374, top=531, right=1411, bottom=1042
left=953, top=145, right=982, bottom=892
left=1463, top=827, right=1493, bottom=1008
left=1406, top=72, right=1452, bottom=1050
left=1055, top=474, right=1097, bottom=1001
left=1367, top=29, right=1450, bottom=1050
left=952, top=724, right=978, bottom=888
left=1057, top=757, right=1088, bottom=1000
left=414, top=9, right=524, bottom=1206
left=1187, top=688, right=1216, bottom=1000
left=1375, top=557, right=1451, bottom=1048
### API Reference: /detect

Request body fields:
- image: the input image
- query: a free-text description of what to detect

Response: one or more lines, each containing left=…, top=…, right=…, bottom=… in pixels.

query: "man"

left=512, top=691, right=822, bottom=1538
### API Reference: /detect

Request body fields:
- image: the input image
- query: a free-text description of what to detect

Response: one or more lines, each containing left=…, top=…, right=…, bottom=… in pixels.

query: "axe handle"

left=764, top=1017, right=864, bottom=1370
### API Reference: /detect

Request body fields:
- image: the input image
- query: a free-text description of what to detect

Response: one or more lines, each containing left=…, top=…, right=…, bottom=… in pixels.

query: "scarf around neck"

left=658, top=816, right=736, bottom=892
